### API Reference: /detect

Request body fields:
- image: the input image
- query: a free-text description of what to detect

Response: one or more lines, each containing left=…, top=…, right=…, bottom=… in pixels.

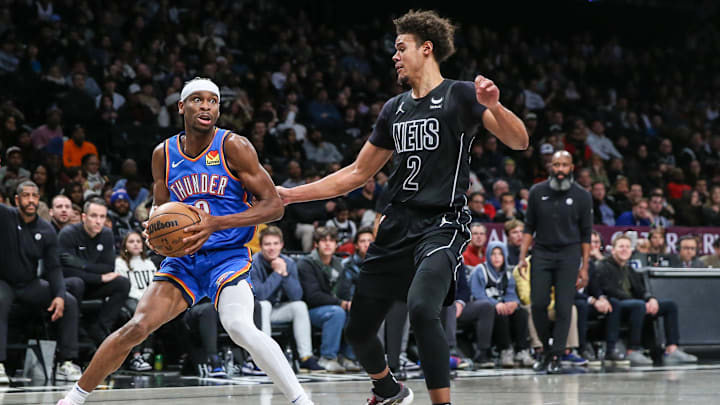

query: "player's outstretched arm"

left=475, top=75, right=529, bottom=150
left=278, top=141, right=393, bottom=205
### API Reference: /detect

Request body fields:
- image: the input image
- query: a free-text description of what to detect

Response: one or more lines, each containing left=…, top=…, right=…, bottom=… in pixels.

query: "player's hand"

left=276, top=186, right=293, bottom=205
left=517, top=258, right=529, bottom=280
left=142, top=221, right=157, bottom=253
left=576, top=265, right=589, bottom=290
left=101, top=272, right=120, bottom=283
left=475, top=75, right=500, bottom=109
left=48, top=297, right=64, bottom=321
left=182, top=205, right=219, bottom=255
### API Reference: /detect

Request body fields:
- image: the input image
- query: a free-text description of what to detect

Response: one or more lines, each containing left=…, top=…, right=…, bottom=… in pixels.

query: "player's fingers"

left=474, top=74, right=486, bottom=84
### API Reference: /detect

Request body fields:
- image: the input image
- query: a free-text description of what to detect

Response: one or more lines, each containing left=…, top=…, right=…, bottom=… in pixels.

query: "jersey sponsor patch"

left=206, top=150, right=220, bottom=166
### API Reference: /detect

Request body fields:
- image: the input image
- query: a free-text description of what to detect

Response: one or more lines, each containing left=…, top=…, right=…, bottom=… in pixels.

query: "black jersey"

left=369, top=79, right=487, bottom=210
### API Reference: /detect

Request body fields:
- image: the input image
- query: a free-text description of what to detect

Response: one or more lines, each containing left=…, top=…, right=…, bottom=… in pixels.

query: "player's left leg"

left=217, top=280, right=313, bottom=405
left=406, top=250, right=455, bottom=404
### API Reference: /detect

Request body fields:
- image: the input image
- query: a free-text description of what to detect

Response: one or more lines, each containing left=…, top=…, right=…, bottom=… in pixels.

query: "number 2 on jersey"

left=403, top=155, right=421, bottom=191
left=194, top=200, right=211, bottom=214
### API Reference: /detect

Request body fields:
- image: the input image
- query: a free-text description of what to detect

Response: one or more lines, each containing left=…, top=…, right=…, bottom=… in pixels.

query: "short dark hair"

left=469, top=191, right=485, bottom=202
left=313, top=226, right=338, bottom=243
left=259, top=225, right=284, bottom=245
left=393, top=10, right=456, bottom=63
left=83, top=197, right=106, bottom=214
left=679, top=235, right=698, bottom=247
left=500, top=192, right=514, bottom=202
left=354, top=227, right=374, bottom=244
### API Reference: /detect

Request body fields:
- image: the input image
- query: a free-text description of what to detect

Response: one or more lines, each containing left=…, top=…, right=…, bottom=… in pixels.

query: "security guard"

left=518, top=151, right=592, bottom=373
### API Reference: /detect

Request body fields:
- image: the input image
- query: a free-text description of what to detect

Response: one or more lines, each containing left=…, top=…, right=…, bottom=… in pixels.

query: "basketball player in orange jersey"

left=278, top=10, right=528, bottom=405
left=57, top=78, right=316, bottom=405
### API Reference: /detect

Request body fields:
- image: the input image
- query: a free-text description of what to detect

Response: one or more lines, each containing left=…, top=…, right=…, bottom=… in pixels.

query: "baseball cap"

left=525, top=112, right=537, bottom=121
left=110, top=188, right=130, bottom=204
left=5, top=146, right=21, bottom=158
left=540, top=143, right=554, bottom=155
left=128, top=83, right=141, bottom=94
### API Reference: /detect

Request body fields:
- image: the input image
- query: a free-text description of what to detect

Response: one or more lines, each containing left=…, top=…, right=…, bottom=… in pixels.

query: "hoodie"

left=469, top=241, right=520, bottom=305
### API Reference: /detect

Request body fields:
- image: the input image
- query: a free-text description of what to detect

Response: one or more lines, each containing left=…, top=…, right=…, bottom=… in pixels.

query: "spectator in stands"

left=297, top=227, right=360, bottom=373
left=470, top=241, right=532, bottom=368
left=325, top=199, right=356, bottom=247
left=82, top=154, right=107, bottom=199
left=648, top=193, right=672, bottom=228
left=616, top=198, right=651, bottom=226
left=576, top=168, right=592, bottom=192
left=656, top=138, right=677, bottom=168
left=124, top=178, right=150, bottom=213
left=586, top=120, right=622, bottom=161
left=180, top=299, right=229, bottom=377
left=50, top=194, right=73, bottom=232
left=498, top=157, right=524, bottom=193
left=58, top=197, right=130, bottom=345
left=337, top=227, right=375, bottom=302
left=64, top=181, right=85, bottom=207
left=0, top=146, right=29, bottom=186
left=63, top=125, right=98, bottom=169
left=281, top=160, right=305, bottom=188
left=61, top=73, right=96, bottom=129
left=0, top=180, right=82, bottom=382
left=31, top=163, right=52, bottom=204
left=462, top=223, right=487, bottom=267
left=666, top=168, right=691, bottom=200
left=251, top=226, right=323, bottom=372
left=307, top=89, right=342, bottom=131
left=94, top=77, right=125, bottom=111
left=347, top=177, right=382, bottom=212
left=504, top=219, right=524, bottom=267
left=674, top=189, right=704, bottom=226
left=30, top=105, right=63, bottom=151
left=703, top=185, right=720, bottom=226
left=303, top=127, right=343, bottom=165
left=591, top=181, right=616, bottom=225
left=596, top=234, right=697, bottom=365
left=113, top=231, right=154, bottom=372
left=700, top=238, right=720, bottom=268
left=488, top=179, right=509, bottom=210
left=467, top=191, right=492, bottom=222
left=108, top=188, right=142, bottom=250
left=670, top=235, right=706, bottom=268
left=493, top=192, right=524, bottom=223
left=607, top=175, right=631, bottom=214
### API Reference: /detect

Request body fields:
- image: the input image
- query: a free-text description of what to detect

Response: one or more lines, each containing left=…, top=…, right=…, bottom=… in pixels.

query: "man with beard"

left=107, top=188, right=142, bottom=250
left=0, top=181, right=82, bottom=382
left=50, top=194, right=74, bottom=233
left=518, top=151, right=592, bottom=374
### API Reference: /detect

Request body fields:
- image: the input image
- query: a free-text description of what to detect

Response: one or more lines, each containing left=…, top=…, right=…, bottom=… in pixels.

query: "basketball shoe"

left=366, top=383, right=414, bottom=404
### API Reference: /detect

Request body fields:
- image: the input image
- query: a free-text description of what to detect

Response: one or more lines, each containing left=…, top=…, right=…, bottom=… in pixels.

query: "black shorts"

left=355, top=204, right=471, bottom=302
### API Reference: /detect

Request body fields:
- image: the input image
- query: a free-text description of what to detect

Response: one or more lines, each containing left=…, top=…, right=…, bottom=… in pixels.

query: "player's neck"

left=182, top=127, right=215, bottom=156
left=410, top=67, right=443, bottom=99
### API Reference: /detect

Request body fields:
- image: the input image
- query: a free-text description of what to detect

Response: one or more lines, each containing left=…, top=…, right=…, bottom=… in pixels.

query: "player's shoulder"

left=528, top=180, right=549, bottom=194
left=221, top=130, right=253, bottom=149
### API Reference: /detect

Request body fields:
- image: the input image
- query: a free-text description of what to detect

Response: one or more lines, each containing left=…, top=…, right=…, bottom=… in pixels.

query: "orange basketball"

left=146, top=202, right=201, bottom=257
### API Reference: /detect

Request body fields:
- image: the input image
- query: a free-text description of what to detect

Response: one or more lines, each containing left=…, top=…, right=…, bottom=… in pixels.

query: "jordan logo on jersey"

left=206, top=150, right=220, bottom=166
left=169, top=173, right=229, bottom=201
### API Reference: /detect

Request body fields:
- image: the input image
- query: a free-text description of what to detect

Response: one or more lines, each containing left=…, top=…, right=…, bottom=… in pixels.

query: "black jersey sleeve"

left=524, top=184, right=539, bottom=235
left=455, top=81, right=487, bottom=128
left=368, top=98, right=396, bottom=150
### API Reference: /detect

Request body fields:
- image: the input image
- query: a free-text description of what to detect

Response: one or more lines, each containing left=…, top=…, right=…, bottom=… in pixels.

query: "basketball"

left=146, top=202, right=201, bottom=257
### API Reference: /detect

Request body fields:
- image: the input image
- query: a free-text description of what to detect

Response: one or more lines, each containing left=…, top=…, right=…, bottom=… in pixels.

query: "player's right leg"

left=57, top=281, right=189, bottom=405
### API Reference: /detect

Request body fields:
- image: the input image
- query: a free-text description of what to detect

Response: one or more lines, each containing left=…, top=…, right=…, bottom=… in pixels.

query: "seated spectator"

left=595, top=235, right=697, bottom=365
left=303, top=127, right=343, bottom=165
left=337, top=227, right=375, bottom=302
left=114, top=231, right=154, bottom=372
left=497, top=157, right=524, bottom=194
left=493, top=192, right=524, bottom=223
left=700, top=238, right=720, bottom=268
left=30, top=105, right=63, bottom=151
left=467, top=191, right=493, bottom=222
left=470, top=241, right=532, bottom=368
left=648, top=193, right=672, bottom=228
left=347, top=177, right=382, bottom=213
left=325, top=199, right=356, bottom=247
left=488, top=179, right=509, bottom=210
left=674, top=189, right=705, bottom=226
left=647, top=227, right=670, bottom=257
left=82, top=153, right=107, bottom=199
left=58, top=197, right=130, bottom=345
left=0, top=180, right=82, bottom=382
left=181, top=298, right=237, bottom=378
left=297, top=227, right=360, bottom=373
left=63, top=125, right=98, bottom=169
left=0, top=146, right=30, bottom=192
left=670, top=235, right=706, bottom=268
left=250, top=226, right=323, bottom=372
left=462, top=223, right=487, bottom=267
left=49, top=194, right=73, bottom=233
left=503, top=219, right=524, bottom=267
left=616, top=198, right=651, bottom=226
left=123, top=178, right=150, bottom=213
left=108, top=188, right=142, bottom=250
left=512, top=256, right=585, bottom=367
left=63, top=181, right=85, bottom=207
left=585, top=120, right=622, bottom=161
left=281, top=160, right=305, bottom=189
left=591, top=181, right=616, bottom=226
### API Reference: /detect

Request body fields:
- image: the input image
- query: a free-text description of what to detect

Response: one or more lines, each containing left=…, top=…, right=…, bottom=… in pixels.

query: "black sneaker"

left=129, top=353, right=152, bottom=372
left=366, top=383, right=414, bottom=404
left=473, top=351, right=495, bottom=369
left=298, top=356, right=325, bottom=373
left=532, top=352, right=550, bottom=373
left=547, top=355, right=562, bottom=374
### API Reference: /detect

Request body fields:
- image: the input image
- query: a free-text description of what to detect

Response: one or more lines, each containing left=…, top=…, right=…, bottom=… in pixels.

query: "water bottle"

left=225, top=348, right=234, bottom=376
left=154, top=354, right=163, bottom=371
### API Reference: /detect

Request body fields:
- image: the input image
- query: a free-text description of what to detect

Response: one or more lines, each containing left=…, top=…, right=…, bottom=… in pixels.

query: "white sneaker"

left=0, top=363, right=8, bottom=384
left=56, top=361, right=82, bottom=381
left=500, top=349, right=515, bottom=368
left=514, top=349, right=535, bottom=367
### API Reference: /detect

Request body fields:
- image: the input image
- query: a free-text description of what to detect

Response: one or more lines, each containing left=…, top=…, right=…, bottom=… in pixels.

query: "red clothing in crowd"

left=462, top=244, right=485, bottom=267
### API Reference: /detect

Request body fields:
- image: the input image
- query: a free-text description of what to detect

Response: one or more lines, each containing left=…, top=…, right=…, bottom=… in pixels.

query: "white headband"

left=180, top=79, right=220, bottom=102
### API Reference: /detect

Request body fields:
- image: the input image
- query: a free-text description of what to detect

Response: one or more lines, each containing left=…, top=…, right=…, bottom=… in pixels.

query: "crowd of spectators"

left=0, top=0, right=718, bottom=381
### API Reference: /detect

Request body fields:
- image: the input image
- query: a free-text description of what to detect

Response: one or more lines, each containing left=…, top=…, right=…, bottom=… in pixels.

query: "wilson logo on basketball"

left=206, top=150, right=220, bottom=166
left=148, top=220, right=179, bottom=234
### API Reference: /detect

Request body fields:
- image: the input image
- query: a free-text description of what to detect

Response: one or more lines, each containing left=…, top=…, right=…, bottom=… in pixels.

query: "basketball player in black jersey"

left=278, top=10, right=528, bottom=405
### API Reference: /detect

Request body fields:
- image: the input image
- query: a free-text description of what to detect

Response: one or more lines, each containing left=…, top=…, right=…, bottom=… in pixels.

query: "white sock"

left=64, top=383, right=89, bottom=405
left=218, top=281, right=309, bottom=403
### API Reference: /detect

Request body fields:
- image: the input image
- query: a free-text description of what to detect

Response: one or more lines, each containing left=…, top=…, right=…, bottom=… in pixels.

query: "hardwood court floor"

left=4, top=363, right=720, bottom=405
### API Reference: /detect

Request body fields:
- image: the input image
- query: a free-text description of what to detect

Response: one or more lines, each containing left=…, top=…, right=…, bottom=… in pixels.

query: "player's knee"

left=121, top=317, right=153, bottom=345
left=407, top=296, right=438, bottom=325
left=224, top=319, right=256, bottom=346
